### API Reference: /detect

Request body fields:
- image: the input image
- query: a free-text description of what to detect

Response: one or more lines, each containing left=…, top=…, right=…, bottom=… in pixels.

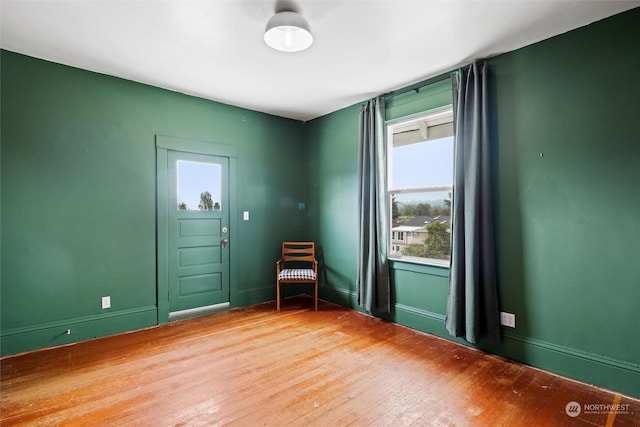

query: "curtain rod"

left=379, top=58, right=489, bottom=102
left=383, top=72, right=452, bottom=101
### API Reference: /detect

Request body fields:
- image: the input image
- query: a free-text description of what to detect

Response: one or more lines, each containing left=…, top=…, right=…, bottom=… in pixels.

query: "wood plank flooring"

left=2, top=296, right=639, bottom=426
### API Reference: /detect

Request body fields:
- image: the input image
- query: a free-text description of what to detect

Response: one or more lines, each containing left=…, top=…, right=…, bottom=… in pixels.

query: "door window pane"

left=177, top=161, right=222, bottom=211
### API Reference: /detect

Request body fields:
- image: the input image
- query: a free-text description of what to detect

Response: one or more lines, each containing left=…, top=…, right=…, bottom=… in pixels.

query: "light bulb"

left=282, top=28, right=295, bottom=50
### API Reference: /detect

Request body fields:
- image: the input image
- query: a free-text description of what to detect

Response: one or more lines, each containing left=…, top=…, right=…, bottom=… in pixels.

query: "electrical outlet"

left=243, top=211, right=249, bottom=221
left=101, top=296, right=111, bottom=309
left=500, top=311, right=515, bottom=328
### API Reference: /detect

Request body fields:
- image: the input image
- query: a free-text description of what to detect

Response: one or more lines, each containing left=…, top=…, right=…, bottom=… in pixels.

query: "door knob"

left=221, top=237, right=229, bottom=248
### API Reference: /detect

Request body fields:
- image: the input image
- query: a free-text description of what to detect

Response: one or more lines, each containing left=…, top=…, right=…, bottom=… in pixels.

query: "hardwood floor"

left=2, top=296, right=638, bottom=426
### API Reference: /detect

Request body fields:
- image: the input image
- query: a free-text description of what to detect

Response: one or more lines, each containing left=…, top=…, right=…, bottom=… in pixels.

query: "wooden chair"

left=276, top=242, right=318, bottom=311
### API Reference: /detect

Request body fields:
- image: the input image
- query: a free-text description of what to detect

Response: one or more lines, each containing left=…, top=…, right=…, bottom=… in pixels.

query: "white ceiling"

left=1, top=1, right=638, bottom=121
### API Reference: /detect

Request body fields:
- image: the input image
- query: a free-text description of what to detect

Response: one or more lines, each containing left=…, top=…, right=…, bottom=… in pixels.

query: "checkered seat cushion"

left=278, top=268, right=316, bottom=281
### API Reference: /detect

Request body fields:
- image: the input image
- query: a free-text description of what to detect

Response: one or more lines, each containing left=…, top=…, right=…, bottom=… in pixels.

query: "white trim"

left=390, top=185, right=453, bottom=194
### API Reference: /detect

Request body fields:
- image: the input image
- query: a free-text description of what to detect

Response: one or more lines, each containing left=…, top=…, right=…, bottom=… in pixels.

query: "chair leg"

left=277, top=282, right=280, bottom=311
left=314, top=282, right=318, bottom=311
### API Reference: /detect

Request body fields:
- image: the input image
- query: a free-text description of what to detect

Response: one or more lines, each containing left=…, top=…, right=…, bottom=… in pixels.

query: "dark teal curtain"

left=357, top=97, right=391, bottom=314
left=445, top=62, right=500, bottom=344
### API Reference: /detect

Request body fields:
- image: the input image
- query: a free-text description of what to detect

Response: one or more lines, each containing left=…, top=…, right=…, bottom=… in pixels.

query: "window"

left=392, top=231, right=405, bottom=242
left=387, top=106, right=454, bottom=264
left=176, top=161, right=222, bottom=211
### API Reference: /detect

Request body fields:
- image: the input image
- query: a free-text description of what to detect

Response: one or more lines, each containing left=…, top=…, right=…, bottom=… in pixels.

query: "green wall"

left=1, top=51, right=306, bottom=354
left=305, top=103, right=360, bottom=307
left=308, top=8, right=640, bottom=397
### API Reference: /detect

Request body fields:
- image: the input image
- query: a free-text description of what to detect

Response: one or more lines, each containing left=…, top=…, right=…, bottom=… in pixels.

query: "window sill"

left=389, top=256, right=450, bottom=277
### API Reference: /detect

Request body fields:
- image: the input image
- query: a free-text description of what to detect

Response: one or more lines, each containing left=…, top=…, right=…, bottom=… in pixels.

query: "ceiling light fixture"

left=264, top=11, right=313, bottom=52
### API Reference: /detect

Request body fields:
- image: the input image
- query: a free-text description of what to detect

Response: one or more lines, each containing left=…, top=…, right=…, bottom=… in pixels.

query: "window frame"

left=386, top=105, right=454, bottom=267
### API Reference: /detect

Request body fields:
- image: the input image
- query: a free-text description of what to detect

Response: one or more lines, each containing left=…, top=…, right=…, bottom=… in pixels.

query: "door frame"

left=156, top=135, right=238, bottom=324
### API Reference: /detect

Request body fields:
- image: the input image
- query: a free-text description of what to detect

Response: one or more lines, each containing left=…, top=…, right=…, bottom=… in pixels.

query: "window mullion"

left=390, top=186, right=453, bottom=195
